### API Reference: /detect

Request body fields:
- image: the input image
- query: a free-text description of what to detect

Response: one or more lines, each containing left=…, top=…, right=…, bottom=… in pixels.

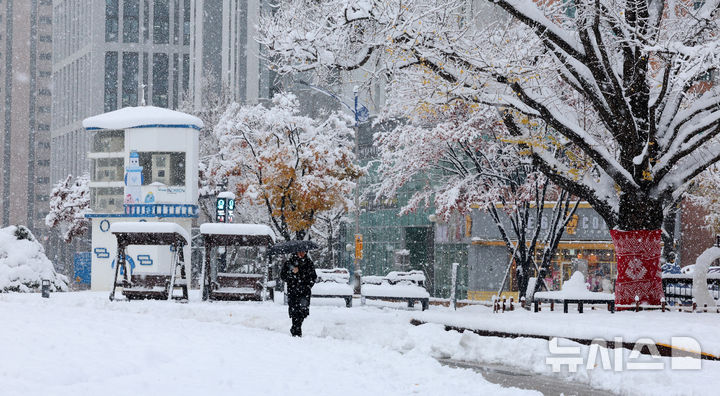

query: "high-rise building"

left=50, top=0, right=191, bottom=277
left=189, top=0, right=274, bottom=106
left=52, top=0, right=192, bottom=185
left=0, top=0, right=54, bottom=237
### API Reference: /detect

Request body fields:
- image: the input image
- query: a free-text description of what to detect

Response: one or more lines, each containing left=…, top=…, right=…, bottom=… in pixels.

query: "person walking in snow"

left=280, top=251, right=317, bottom=337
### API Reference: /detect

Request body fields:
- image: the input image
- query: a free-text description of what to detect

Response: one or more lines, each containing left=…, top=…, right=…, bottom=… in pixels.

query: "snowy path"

left=0, top=292, right=534, bottom=396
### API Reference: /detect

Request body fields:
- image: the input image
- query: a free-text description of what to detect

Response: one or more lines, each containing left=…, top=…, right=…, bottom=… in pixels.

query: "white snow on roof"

left=110, top=222, right=190, bottom=243
left=217, top=191, right=236, bottom=199
left=82, top=106, right=204, bottom=131
left=199, top=223, right=275, bottom=241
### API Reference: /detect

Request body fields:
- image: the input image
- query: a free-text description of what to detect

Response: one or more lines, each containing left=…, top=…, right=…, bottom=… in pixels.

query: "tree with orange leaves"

left=211, top=93, right=362, bottom=241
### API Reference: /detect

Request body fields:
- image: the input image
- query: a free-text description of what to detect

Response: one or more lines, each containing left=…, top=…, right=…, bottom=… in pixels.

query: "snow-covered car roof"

left=110, top=222, right=190, bottom=244
left=82, top=106, right=204, bottom=131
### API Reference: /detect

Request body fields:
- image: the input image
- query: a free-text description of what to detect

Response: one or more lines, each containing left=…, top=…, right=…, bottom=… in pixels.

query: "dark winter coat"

left=280, top=254, right=317, bottom=318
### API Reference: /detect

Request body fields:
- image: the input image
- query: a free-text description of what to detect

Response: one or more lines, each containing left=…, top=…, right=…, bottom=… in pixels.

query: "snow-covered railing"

left=123, top=204, right=198, bottom=218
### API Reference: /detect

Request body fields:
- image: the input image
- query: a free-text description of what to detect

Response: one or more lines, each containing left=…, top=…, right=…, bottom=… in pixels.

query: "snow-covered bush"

left=0, top=226, right=68, bottom=292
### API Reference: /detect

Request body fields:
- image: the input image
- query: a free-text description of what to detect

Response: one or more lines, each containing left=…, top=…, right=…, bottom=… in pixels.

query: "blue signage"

left=74, top=252, right=91, bottom=285
left=94, top=247, right=110, bottom=259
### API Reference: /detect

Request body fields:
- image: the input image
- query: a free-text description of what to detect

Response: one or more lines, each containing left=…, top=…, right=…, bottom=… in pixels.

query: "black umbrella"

left=267, top=240, right=319, bottom=256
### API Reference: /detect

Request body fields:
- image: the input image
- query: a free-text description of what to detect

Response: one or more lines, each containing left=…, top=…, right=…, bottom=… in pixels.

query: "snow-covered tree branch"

left=259, top=0, right=720, bottom=232
left=210, top=93, right=363, bottom=241
left=45, top=174, right=91, bottom=243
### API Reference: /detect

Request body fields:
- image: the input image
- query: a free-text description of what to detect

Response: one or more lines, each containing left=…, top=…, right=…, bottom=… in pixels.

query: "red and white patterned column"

left=610, top=229, right=664, bottom=306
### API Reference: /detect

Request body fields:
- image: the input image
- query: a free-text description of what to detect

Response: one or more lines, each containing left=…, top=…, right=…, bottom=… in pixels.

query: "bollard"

left=634, top=295, right=640, bottom=312
left=692, top=298, right=697, bottom=313
left=41, top=279, right=50, bottom=298
left=520, top=296, right=526, bottom=309
left=509, top=297, right=514, bottom=311
left=704, top=304, right=708, bottom=313
left=502, top=298, right=506, bottom=313
left=661, top=297, right=666, bottom=313
left=550, top=301, right=554, bottom=311
left=538, top=301, right=542, bottom=312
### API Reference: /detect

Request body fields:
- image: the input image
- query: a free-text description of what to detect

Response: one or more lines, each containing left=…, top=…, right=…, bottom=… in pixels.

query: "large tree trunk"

left=612, top=194, right=664, bottom=306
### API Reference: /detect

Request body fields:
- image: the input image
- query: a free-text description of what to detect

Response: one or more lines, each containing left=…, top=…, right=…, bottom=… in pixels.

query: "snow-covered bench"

left=360, top=270, right=430, bottom=311
left=662, top=266, right=720, bottom=305
left=311, top=268, right=354, bottom=307
left=200, top=223, right=276, bottom=302
left=109, top=222, right=190, bottom=302
left=533, top=272, right=615, bottom=313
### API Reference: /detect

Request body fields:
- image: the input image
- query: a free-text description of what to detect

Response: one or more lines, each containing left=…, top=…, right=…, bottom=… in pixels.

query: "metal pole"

left=450, top=262, right=459, bottom=310
left=353, top=86, right=361, bottom=294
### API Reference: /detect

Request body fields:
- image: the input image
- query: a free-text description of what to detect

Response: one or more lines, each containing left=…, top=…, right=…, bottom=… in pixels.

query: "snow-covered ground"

left=2, top=292, right=719, bottom=395
left=0, top=292, right=530, bottom=396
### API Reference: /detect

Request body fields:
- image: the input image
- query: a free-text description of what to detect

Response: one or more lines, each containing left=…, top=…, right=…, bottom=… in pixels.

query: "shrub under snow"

left=0, top=226, right=68, bottom=292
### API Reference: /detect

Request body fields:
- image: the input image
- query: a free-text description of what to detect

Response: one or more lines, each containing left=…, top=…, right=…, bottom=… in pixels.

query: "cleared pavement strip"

left=438, top=359, right=613, bottom=396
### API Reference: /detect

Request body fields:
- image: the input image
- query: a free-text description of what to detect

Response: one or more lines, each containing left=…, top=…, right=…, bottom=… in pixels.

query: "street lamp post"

left=352, top=85, right=362, bottom=294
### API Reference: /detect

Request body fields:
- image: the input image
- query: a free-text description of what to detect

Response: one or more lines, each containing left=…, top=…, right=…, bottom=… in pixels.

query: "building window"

left=39, top=71, right=51, bottom=78
left=143, top=0, right=150, bottom=43
left=123, top=0, right=140, bottom=43
left=36, top=195, right=49, bottom=202
left=153, top=0, right=169, bottom=44
left=172, top=53, right=179, bottom=108
left=37, top=124, right=50, bottom=131
left=122, top=52, right=139, bottom=107
left=182, top=54, right=189, bottom=95
left=138, top=152, right=185, bottom=186
left=38, top=89, right=51, bottom=96
left=92, top=130, right=124, bottom=153
left=38, top=142, right=51, bottom=149
left=37, top=177, right=50, bottom=184
left=143, top=52, right=149, bottom=103
left=39, top=35, right=52, bottom=43
left=39, top=53, right=52, bottom=61
left=105, top=0, right=119, bottom=42
left=183, top=0, right=190, bottom=45
left=91, top=187, right=124, bottom=213
left=39, top=16, right=52, bottom=24
left=38, top=106, right=51, bottom=113
left=152, top=53, right=168, bottom=107
left=37, top=160, right=50, bottom=166
left=104, top=51, right=118, bottom=112
left=92, top=158, right=124, bottom=182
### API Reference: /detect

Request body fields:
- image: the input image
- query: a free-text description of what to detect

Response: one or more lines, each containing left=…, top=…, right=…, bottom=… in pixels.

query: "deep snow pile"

left=0, top=226, right=68, bottom=292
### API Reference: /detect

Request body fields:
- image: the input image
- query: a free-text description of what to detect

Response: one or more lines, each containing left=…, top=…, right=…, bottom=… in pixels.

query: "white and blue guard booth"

left=82, top=106, right=203, bottom=291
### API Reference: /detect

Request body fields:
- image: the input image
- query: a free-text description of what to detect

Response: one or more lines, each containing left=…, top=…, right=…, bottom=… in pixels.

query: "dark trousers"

left=290, top=316, right=304, bottom=337
left=288, top=295, right=310, bottom=337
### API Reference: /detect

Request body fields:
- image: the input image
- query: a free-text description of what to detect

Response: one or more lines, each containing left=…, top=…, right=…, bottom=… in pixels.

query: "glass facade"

left=105, top=0, right=119, bottom=42
left=153, top=0, right=169, bottom=44
left=152, top=53, right=169, bottom=107
left=104, top=51, right=118, bottom=112
left=122, top=52, right=139, bottom=107
left=123, top=0, right=140, bottom=42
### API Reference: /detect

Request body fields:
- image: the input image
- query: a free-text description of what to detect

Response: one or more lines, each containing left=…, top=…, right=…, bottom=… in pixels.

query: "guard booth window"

left=92, top=130, right=124, bottom=152
left=138, top=152, right=185, bottom=186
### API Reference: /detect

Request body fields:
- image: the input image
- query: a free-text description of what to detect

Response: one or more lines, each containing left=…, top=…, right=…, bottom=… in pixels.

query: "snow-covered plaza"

left=2, top=292, right=719, bottom=396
